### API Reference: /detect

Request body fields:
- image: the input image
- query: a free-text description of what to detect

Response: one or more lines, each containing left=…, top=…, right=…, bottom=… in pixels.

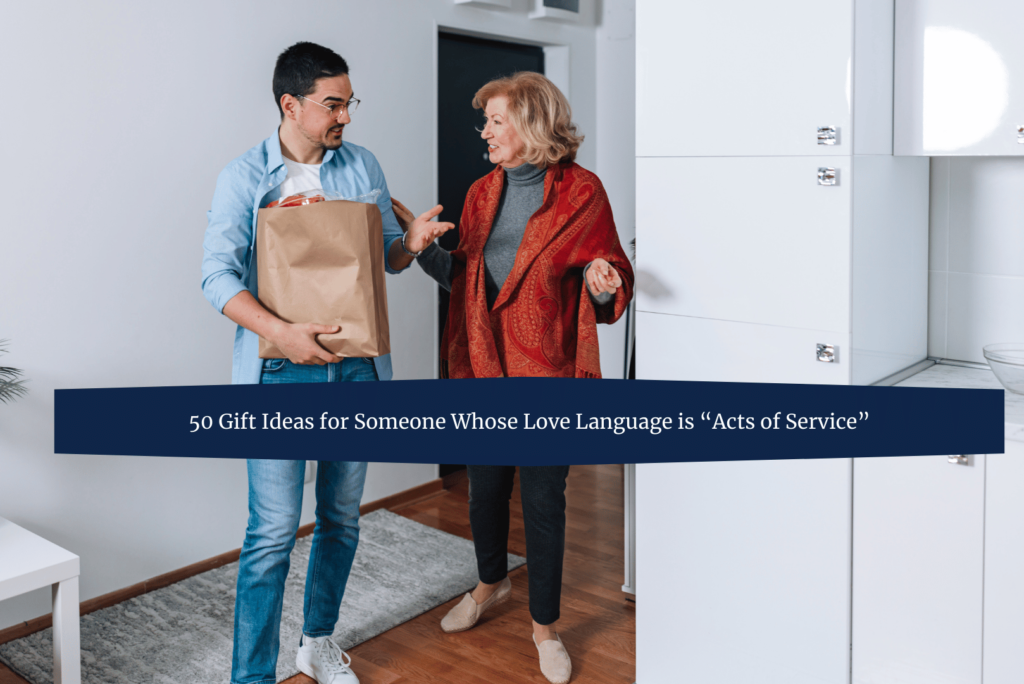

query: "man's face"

left=292, top=74, right=354, bottom=151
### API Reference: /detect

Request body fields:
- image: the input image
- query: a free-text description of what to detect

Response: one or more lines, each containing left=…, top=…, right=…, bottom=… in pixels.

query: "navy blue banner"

left=54, top=379, right=1004, bottom=465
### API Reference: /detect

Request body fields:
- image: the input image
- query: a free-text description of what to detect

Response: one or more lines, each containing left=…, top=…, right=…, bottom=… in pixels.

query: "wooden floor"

left=0, top=464, right=634, bottom=684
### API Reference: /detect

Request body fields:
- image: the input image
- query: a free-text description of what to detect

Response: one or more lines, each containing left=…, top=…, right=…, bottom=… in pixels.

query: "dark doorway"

left=436, top=31, right=545, bottom=348
left=436, top=32, right=544, bottom=480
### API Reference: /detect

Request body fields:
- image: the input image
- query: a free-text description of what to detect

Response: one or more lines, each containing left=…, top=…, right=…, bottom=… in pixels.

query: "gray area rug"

left=0, top=509, right=524, bottom=684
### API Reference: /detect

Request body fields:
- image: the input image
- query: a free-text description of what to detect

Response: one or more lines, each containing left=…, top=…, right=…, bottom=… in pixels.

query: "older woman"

left=393, top=71, right=632, bottom=684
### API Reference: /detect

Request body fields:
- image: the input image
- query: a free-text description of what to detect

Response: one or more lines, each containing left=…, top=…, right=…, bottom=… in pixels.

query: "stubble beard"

left=323, top=126, right=344, bottom=150
left=299, top=121, right=344, bottom=151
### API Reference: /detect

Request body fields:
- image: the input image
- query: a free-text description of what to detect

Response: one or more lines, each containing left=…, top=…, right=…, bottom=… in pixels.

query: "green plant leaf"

left=0, top=366, right=23, bottom=381
left=0, top=339, right=28, bottom=403
left=0, top=379, right=28, bottom=404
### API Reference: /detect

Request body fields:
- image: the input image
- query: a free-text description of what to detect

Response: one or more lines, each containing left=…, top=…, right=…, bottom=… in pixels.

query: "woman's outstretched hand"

left=586, top=257, right=623, bottom=295
left=392, top=198, right=454, bottom=253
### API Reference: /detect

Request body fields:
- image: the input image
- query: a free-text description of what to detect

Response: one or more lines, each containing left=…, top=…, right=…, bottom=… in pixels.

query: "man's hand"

left=392, top=198, right=415, bottom=233
left=269, top=322, right=343, bottom=365
left=392, top=198, right=454, bottom=253
left=586, top=258, right=623, bottom=296
left=222, top=291, right=341, bottom=365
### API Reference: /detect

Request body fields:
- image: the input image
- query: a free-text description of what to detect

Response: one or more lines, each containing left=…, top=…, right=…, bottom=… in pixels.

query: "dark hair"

left=273, top=42, right=349, bottom=118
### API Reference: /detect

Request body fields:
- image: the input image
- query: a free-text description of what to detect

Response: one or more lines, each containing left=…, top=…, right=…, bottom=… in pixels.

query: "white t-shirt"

left=279, top=156, right=323, bottom=198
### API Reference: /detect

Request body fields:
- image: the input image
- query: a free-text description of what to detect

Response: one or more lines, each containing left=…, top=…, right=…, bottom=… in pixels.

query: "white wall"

left=928, top=157, right=1024, bottom=363
left=0, top=0, right=601, bottom=630
left=595, top=0, right=636, bottom=379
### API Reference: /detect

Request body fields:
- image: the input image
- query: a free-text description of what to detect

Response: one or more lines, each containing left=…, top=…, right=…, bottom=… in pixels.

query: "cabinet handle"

left=948, top=454, right=971, bottom=465
left=1017, top=125, right=1023, bottom=144
left=817, top=126, right=838, bottom=145
left=817, top=167, right=838, bottom=186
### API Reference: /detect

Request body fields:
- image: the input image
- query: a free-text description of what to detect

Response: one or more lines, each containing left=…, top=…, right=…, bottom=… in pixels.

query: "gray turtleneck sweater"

left=416, top=162, right=614, bottom=309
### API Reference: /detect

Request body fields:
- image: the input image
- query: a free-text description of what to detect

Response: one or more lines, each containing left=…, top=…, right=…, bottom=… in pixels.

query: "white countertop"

left=895, top=363, right=1024, bottom=442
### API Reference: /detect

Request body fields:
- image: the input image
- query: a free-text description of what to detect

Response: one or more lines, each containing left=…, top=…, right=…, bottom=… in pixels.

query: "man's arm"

left=363, top=154, right=409, bottom=275
left=387, top=197, right=454, bottom=272
left=222, top=291, right=340, bottom=365
left=365, top=153, right=454, bottom=273
left=202, top=162, right=340, bottom=365
left=202, top=165, right=254, bottom=313
left=388, top=239, right=415, bottom=272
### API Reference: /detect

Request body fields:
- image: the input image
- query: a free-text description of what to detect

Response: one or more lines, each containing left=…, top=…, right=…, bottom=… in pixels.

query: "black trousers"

left=467, top=465, right=570, bottom=626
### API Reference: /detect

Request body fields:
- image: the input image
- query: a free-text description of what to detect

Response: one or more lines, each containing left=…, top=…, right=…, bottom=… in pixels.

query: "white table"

left=0, top=517, right=80, bottom=684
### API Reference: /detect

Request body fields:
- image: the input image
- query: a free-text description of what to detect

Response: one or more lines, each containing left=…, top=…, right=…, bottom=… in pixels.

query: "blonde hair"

left=473, top=71, right=584, bottom=167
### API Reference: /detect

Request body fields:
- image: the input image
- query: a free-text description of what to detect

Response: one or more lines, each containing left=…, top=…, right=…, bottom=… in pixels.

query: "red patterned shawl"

left=441, top=162, right=634, bottom=379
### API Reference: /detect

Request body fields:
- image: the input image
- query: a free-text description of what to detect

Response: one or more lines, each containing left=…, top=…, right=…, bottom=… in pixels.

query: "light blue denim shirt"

left=202, top=129, right=406, bottom=384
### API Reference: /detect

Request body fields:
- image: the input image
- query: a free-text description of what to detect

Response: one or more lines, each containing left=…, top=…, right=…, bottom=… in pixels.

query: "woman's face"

left=481, top=95, right=524, bottom=168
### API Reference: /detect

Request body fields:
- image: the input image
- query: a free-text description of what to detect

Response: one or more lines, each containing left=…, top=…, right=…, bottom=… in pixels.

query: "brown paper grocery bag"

left=256, top=199, right=390, bottom=358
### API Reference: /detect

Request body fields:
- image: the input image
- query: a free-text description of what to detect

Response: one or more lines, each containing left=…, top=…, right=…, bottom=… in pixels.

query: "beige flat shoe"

left=534, top=633, right=572, bottom=684
left=440, top=577, right=512, bottom=633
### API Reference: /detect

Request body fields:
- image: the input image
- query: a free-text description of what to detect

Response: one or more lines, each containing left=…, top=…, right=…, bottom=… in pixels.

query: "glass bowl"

left=983, top=343, right=1024, bottom=394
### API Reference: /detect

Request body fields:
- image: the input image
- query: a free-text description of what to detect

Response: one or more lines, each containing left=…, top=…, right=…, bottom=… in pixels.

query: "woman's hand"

left=393, top=198, right=455, bottom=253
left=586, top=258, right=623, bottom=296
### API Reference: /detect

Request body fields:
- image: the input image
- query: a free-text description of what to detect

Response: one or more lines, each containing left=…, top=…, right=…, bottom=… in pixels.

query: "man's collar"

left=268, top=126, right=338, bottom=171
left=266, top=127, right=286, bottom=174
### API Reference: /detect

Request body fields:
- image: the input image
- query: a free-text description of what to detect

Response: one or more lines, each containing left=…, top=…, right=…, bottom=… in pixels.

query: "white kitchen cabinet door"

left=637, top=0, right=852, bottom=157
left=637, top=0, right=895, bottom=157
left=852, top=455, right=985, bottom=684
left=636, top=156, right=851, bottom=333
left=983, top=441, right=1024, bottom=684
left=634, top=0, right=851, bottom=156
left=637, top=460, right=852, bottom=684
left=895, top=0, right=1024, bottom=156
left=637, top=312, right=851, bottom=384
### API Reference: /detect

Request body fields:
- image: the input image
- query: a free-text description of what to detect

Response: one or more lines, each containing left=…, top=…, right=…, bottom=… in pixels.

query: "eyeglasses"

left=297, top=94, right=361, bottom=119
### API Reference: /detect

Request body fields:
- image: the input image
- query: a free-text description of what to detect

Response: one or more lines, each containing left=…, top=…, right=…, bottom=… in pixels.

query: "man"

left=201, top=42, right=451, bottom=684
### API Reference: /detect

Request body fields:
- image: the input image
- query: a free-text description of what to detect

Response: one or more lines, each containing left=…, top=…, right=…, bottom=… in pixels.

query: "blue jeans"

left=231, top=358, right=376, bottom=684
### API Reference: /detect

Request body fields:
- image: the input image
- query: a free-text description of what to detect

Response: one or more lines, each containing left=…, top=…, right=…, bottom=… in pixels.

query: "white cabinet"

left=635, top=1, right=930, bottom=682
left=852, top=456, right=985, bottom=684
left=852, top=440, right=1024, bottom=684
left=637, top=460, right=852, bottom=684
left=635, top=0, right=929, bottom=388
left=983, top=440, right=1024, bottom=684
left=637, top=157, right=852, bottom=332
left=637, top=154, right=929, bottom=386
left=895, top=0, right=1024, bottom=156
left=637, top=0, right=895, bottom=157
left=637, top=312, right=852, bottom=385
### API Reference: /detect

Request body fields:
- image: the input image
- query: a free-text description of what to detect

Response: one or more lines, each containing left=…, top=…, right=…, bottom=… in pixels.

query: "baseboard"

left=442, top=467, right=468, bottom=490
left=354, top=477, right=444, bottom=518
left=0, top=477, right=446, bottom=646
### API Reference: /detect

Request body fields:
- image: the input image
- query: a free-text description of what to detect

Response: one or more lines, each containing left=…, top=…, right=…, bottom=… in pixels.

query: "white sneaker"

left=295, top=634, right=359, bottom=684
